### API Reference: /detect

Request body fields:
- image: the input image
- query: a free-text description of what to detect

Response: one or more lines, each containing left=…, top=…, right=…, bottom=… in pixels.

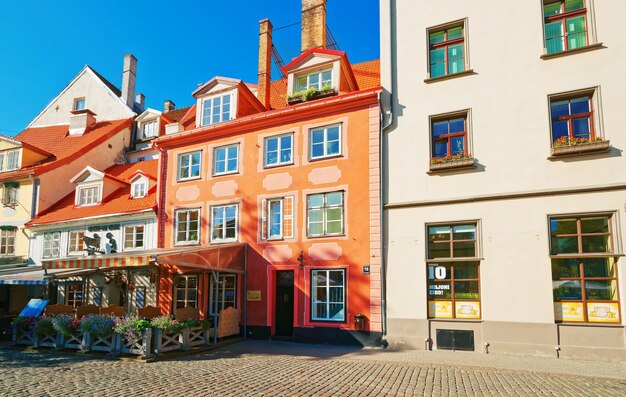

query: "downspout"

left=243, top=243, right=248, bottom=339
left=154, top=142, right=167, bottom=249
left=28, top=173, right=38, bottom=266
left=379, top=0, right=397, bottom=346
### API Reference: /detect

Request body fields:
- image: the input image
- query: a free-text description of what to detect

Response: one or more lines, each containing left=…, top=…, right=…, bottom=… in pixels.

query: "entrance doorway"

left=274, top=271, right=294, bottom=337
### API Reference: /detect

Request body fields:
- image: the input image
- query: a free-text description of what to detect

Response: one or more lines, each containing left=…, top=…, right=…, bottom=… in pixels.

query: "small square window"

left=43, top=232, right=61, bottom=258
left=175, top=208, right=200, bottom=244
left=210, top=204, right=238, bottom=243
left=177, top=151, right=201, bottom=181
left=140, top=120, right=158, bottom=140
left=549, top=90, right=602, bottom=147
left=202, top=93, right=232, bottom=126
left=307, top=191, right=344, bottom=237
left=78, top=186, right=100, bottom=206
left=124, top=225, right=145, bottom=250
left=68, top=230, right=85, bottom=255
left=74, top=98, right=86, bottom=111
left=213, top=144, right=239, bottom=176
left=430, top=114, right=470, bottom=161
left=295, top=69, right=333, bottom=92
left=264, top=134, right=293, bottom=167
left=428, top=22, right=466, bottom=78
left=131, top=181, right=147, bottom=198
left=309, top=124, right=342, bottom=160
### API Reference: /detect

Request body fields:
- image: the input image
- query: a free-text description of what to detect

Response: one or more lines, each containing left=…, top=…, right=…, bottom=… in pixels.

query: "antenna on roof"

left=326, top=25, right=340, bottom=50
left=271, top=44, right=286, bottom=79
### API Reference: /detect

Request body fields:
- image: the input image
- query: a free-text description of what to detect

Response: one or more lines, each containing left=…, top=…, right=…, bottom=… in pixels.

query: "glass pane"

left=227, top=159, right=237, bottom=171
left=565, top=0, right=584, bottom=12
left=568, top=32, right=587, bottom=49
left=552, top=121, right=569, bottom=142
left=433, top=141, right=448, bottom=158
left=552, top=259, right=581, bottom=278
left=452, top=225, right=475, bottom=240
left=545, top=21, right=563, bottom=40
left=329, top=304, right=344, bottom=320
left=329, top=271, right=343, bottom=286
left=447, top=27, right=463, bottom=40
left=315, top=286, right=327, bottom=301
left=581, top=235, right=610, bottom=253
left=546, top=37, right=564, bottom=54
left=429, top=226, right=450, bottom=240
left=449, top=119, right=464, bottom=133
left=453, top=241, right=475, bottom=257
left=326, top=140, right=340, bottom=155
left=308, top=209, right=323, bottom=223
left=570, top=97, right=590, bottom=114
left=448, top=59, right=464, bottom=74
left=429, top=31, right=445, bottom=45
left=572, top=118, right=590, bottom=138
left=454, top=262, right=479, bottom=279
left=450, top=136, right=465, bottom=156
left=552, top=236, right=579, bottom=254
left=544, top=2, right=562, bottom=17
left=583, top=258, right=615, bottom=278
left=550, top=219, right=577, bottom=236
left=267, top=138, right=278, bottom=151
left=326, top=220, right=343, bottom=235
left=215, top=148, right=226, bottom=161
left=308, top=222, right=323, bottom=236
left=308, top=194, right=324, bottom=208
left=553, top=280, right=582, bottom=301
left=429, top=242, right=451, bottom=259
left=311, top=142, right=325, bottom=158
left=428, top=281, right=452, bottom=299
left=581, top=217, right=608, bottom=234
left=454, top=281, right=479, bottom=300
left=585, top=280, right=617, bottom=301
left=432, top=121, right=449, bottom=137
left=448, top=44, right=463, bottom=60
left=296, top=76, right=307, bottom=91
left=326, top=192, right=343, bottom=206
left=430, top=63, right=446, bottom=78
left=314, top=303, right=327, bottom=319
left=327, top=126, right=340, bottom=142
left=314, top=271, right=327, bottom=287
left=566, top=16, right=586, bottom=34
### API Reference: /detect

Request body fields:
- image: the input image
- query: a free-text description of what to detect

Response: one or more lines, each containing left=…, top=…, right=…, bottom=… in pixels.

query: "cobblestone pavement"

left=1, top=341, right=625, bottom=396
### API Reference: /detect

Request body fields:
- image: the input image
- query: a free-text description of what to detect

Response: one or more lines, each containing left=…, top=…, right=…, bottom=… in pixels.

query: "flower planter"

left=118, top=329, right=153, bottom=358
left=35, top=332, right=59, bottom=348
left=551, top=140, right=610, bottom=157
left=153, top=328, right=183, bottom=354
left=429, top=158, right=476, bottom=172
left=60, top=331, right=84, bottom=350
left=287, top=89, right=337, bottom=105
left=89, top=333, right=117, bottom=352
left=13, top=328, right=36, bottom=346
left=183, top=326, right=208, bottom=350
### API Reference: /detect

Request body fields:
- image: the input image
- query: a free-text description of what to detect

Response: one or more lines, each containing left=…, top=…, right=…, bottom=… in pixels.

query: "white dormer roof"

left=192, top=76, right=241, bottom=99
left=70, top=166, right=105, bottom=184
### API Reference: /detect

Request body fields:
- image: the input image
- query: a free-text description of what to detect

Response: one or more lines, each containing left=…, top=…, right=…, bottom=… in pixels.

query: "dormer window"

left=131, top=180, right=147, bottom=198
left=73, top=98, right=86, bottom=111
left=78, top=185, right=100, bottom=206
left=295, top=69, right=333, bottom=92
left=201, top=93, right=232, bottom=126
left=140, top=120, right=158, bottom=140
left=0, top=150, right=20, bottom=172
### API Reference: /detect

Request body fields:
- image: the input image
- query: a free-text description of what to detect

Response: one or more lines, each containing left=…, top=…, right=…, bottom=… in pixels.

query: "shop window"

left=260, top=196, right=294, bottom=240
left=543, top=0, right=589, bottom=54
left=175, top=209, right=200, bottom=245
left=430, top=113, right=470, bottom=161
left=175, top=275, right=198, bottom=309
left=427, top=223, right=481, bottom=319
left=0, top=229, right=16, bottom=255
left=311, top=269, right=345, bottom=322
left=428, top=23, right=466, bottom=78
left=68, top=230, right=85, bottom=255
left=66, top=283, right=83, bottom=308
left=124, top=225, right=145, bottom=250
left=177, top=151, right=201, bottom=181
left=43, top=232, right=61, bottom=258
left=306, top=191, right=344, bottom=237
left=309, top=124, right=341, bottom=160
left=213, top=144, right=239, bottom=176
left=550, top=215, right=620, bottom=323
left=210, top=204, right=238, bottom=243
left=264, top=133, right=293, bottom=167
left=209, top=274, right=237, bottom=315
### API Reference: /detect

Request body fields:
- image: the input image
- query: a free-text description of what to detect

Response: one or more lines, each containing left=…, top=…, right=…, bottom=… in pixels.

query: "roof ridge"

left=86, top=65, right=121, bottom=97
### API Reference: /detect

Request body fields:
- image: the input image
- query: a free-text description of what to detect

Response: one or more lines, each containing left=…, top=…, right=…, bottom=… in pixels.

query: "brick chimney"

left=301, top=0, right=327, bottom=53
left=121, top=54, right=137, bottom=108
left=164, top=100, right=176, bottom=113
left=258, top=19, right=273, bottom=110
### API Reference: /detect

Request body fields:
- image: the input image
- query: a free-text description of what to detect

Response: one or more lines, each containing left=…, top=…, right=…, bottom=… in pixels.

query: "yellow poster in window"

left=554, top=302, right=584, bottom=322
left=587, top=302, right=620, bottom=323
left=428, top=300, right=453, bottom=318
left=455, top=301, right=480, bottom=319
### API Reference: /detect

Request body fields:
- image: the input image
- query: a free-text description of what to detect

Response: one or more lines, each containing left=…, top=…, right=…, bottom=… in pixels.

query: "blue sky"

left=0, top=0, right=380, bottom=135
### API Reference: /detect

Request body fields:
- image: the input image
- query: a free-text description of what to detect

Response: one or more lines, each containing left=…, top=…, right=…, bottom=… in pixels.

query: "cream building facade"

left=381, top=0, right=626, bottom=361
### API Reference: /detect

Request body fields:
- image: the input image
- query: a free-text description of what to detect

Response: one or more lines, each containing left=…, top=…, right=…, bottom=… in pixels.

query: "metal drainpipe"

left=243, top=243, right=248, bottom=340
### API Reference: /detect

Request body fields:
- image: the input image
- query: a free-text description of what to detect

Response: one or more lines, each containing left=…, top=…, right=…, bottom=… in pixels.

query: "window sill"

left=426, top=258, right=484, bottom=263
left=210, top=239, right=238, bottom=245
left=549, top=253, right=624, bottom=259
left=540, top=43, right=604, bottom=60
left=263, top=162, right=295, bottom=170
left=424, top=69, right=475, bottom=84
left=556, top=322, right=623, bottom=328
left=548, top=140, right=610, bottom=159
left=428, top=318, right=483, bottom=323
left=212, top=171, right=239, bottom=178
left=177, top=176, right=202, bottom=183
left=428, top=158, right=476, bottom=174
left=287, top=89, right=337, bottom=105
left=306, top=233, right=346, bottom=239
left=308, top=154, right=343, bottom=162
left=174, top=241, right=200, bottom=247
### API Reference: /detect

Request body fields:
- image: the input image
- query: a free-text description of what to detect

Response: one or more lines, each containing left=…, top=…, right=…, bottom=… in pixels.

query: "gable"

left=28, top=66, right=135, bottom=128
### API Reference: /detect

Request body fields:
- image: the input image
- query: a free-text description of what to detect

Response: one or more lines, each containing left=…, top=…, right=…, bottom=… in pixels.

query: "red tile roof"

left=27, top=159, right=158, bottom=226
left=164, top=106, right=193, bottom=123
left=0, top=119, right=132, bottom=182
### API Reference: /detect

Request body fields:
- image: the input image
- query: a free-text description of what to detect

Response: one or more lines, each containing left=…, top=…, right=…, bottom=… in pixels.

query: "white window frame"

left=73, top=97, right=86, bottom=111
left=212, top=144, right=239, bottom=176
left=0, top=229, right=16, bottom=256
left=309, top=124, right=342, bottom=160
left=0, top=153, right=4, bottom=172
left=77, top=185, right=100, bottom=206
left=68, top=230, right=85, bottom=255
left=177, top=151, right=201, bottom=181
left=311, top=269, right=346, bottom=322
left=175, top=208, right=201, bottom=245
left=174, top=275, right=198, bottom=310
left=5, top=150, right=19, bottom=171
left=131, top=180, right=147, bottom=198
left=140, top=119, right=159, bottom=140
left=266, top=199, right=284, bottom=240
left=201, top=93, right=233, bottom=126
left=295, top=68, right=333, bottom=92
left=43, top=232, right=61, bottom=259
left=210, top=204, right=239, bottom=243
left=2, top=185, right=18, bottom=206
left=264, top=133, right=294, bottom=168
left=123, top=225, right=145, bottom=251
left=306, top=191, right=345, bottom=237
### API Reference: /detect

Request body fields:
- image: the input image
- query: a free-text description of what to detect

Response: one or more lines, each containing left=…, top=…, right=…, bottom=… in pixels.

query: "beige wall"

left=0, top=179, right=34, bottom=259
left=381, top=0, right=626, bottom=360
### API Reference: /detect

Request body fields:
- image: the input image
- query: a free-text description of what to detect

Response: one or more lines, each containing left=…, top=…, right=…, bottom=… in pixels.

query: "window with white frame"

left=307, top=191, right=344, bottom=237
left=295, top=69, right=333, bottom=92
left=43, top=232, right=61, bottom=258
left=202, top=93, right=232, bottom=126
left=177, top=151, right=201, bottom=181
left=124, top=225, right=145, bottom=250
left=2, top=185, right=18, bottom=206
left=78, top=185, right=100, bottom=206
left=73, top=98, right=86, bottom=111
left=175, top=275, right=198, bottom=309
left=0, top=150, right=20, bottom=172
left=0, top=153, right=3, bottom=172
left=209, top=273, right=237, bottom=315
left=267, top=199, right=283, bottom=239
left=175, top=208, right=200, bottom=244
left=0, top=229, right=15, bottom=255
left=261, top=196, right=294, bottom=241
left=213, top=144, right=239, bottom=175
left=264, top=134, right=293, bottom=167
left=68, top=230, right=85, bottom=255
left=311, top=269, right=345, bottom=321
left=211, top=204, right=238, bottom=243
left=131, top=180, right=147, bottom=198
left=140, top=120, right=158, bottom=140
left=310, top=124, right=341, bottom=160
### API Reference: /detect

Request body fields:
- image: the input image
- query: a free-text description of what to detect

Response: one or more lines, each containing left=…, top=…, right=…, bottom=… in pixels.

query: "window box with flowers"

left=287, top=85, right=337, bottom=105
left=551, top=136, right=610, bottom=157
left=429, top=154, right=476, bottom=172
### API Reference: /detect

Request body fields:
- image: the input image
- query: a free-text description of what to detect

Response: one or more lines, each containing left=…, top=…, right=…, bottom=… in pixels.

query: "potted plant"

left=114, top=316, right=152, bottom=357
left=51, top=314, right=83, bottom=350
left=429, top=154, right=476, bottom=171
left=551, top=136, right=610, bottom=156
left=152, top=316, right=186, bottom=354
left=80, top=314, right=116, bottom=352
left=10, top=317, right=36, bottom=346
left=287, top=84, right=336, bottom=105
left=34, top=316, right=58, bottom=348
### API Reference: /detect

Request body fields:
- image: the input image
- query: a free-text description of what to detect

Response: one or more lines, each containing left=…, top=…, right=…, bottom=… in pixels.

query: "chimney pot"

left=301, top=0, right=327, bottom=53
left=258, top=19, right=273, bottom=110
left=135, top=93, right=145, bottom=112
left=121, top=54, right=137, bottom=109
left=164, top=100, right=176, bottom=113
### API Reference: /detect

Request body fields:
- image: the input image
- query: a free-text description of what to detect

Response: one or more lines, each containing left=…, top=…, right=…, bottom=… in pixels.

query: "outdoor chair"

left=44, top=304, right=73, bottom=316
left=137, top=305, right=162, bottom=319
left=100, top=305, right=125, bottom=317
left=175, top=306, right=200, bottom=321
left=76, top=304, right=100, bottom=317
left=209, top=307, right=240, bottom=338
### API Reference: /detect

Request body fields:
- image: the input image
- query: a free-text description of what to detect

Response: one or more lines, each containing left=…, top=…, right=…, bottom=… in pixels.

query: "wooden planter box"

left=153, top=328, right=183, bottom=354
left=429, top=158, right=476, bottom=172
left=183, top=326, right=209, bottom=350
left=88, top=333, right=117, bottom=352
left=551, top=140, right=610, bottom=157
left=35, top=332, right=59, bottom=348
left=287, top=89, right=337, bottom=105
left=118, top=329, right=153, bottom=358
left=60, top=331, right=85, bottom=351
left=13, top=328, right=36, bottom=346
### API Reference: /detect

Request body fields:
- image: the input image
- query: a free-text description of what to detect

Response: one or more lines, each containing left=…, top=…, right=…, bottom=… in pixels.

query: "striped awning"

left=42, top=254, right=152, bottom=270
left=0, top=268, right=92, bottom=285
